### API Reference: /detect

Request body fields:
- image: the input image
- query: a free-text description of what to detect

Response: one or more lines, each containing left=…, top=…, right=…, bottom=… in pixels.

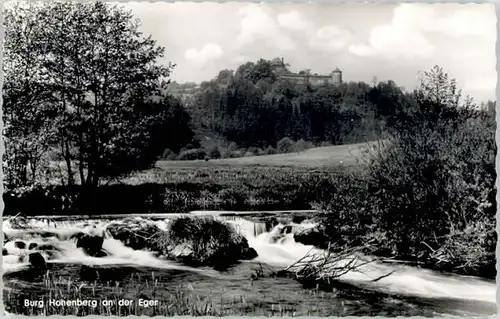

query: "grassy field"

left=6, top=141, right=371, bottom=215
left=156, top=142, right=374, bottom=169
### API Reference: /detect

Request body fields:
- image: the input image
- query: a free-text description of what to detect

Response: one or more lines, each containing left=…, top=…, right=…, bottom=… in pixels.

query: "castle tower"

left=271, top=57, right=288, bottom=75
left=332, top=67, right=342, bottom=85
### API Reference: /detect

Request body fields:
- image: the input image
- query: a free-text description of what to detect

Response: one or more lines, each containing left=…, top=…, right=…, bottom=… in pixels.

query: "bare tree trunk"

left=63, top=139, right=74, bottom=185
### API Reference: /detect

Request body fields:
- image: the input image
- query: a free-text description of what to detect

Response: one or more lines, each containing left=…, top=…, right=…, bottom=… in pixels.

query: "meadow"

left=4, top=143, right=367, bottom=217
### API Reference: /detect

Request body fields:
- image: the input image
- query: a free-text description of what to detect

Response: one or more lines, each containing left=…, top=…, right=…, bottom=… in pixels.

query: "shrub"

left=363, top=109, right=495, bottom=260
left=428, top=218, right=496, bottom=278
left=264, top=146, right=276, bottom=155
left=161, top=148, right=177, bottom=160
left=227, top=142, right=238, bottom=152
left=228, top=150, right=244, bottom=158
left=277, top=137, right=294, bottom=153
left=292, top=139, right=314, bottom=152
left=207, top=146, right=221, bottom=159
left=246, top=147, right=259, bottom=155
left=317, top=67, right=496, bottom=278
left=177, top=149, right=207, bottom=161
left=157, top=216, right=253, bottom=269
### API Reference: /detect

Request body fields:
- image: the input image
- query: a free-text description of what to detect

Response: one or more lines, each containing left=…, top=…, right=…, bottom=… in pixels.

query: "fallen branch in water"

left=7, top=213, right=30, bottom=229
left=283, top=242, right=394, bottom=285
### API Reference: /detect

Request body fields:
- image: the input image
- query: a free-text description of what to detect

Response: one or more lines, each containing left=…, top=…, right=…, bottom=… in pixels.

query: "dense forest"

left=164, top=58, right=496, bottom=161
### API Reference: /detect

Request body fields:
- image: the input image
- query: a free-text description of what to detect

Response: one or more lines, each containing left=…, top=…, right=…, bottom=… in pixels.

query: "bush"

left=317, top=67, right=496, bottom=278
left=246, top=147, right=259, bottom=155
left=292, top=139, right=314, bottom=152
left=207, top=146, right=221, bottom=159
left=228, top=150, right=244, bottom=158
left=363, top=108, right=495, bottom=260
left=264, top=146, right=276, bottom=155
left=428, top=218, right=496, bottom=277
left=161, top=148, right=177, bottom=160
left=177, top=149, right=207, bottom=161
left=157, top=216, right=256, bottom=269
left=277, top=137, right=294, bottom=153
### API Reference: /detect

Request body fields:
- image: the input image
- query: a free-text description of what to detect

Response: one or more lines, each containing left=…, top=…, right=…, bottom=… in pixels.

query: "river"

left=2, top=211, right=496, bottom=316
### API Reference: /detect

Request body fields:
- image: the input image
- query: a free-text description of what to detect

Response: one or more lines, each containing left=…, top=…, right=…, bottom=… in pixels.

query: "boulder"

left=294, top=226, right=329, bottom=249
left=292, top=215, right=307, bottom=224
left=28, top=252, right=46, bottom=269
left=265, top=217, right=279, bottom=232
left=14, top=241, right=26, bottom=249
left=241, top=247, right=258, bottom=260
left=281, top=225, right=293, bottom=234
left=37, top=244, right=58, bottom=251
left=75, top=234, right=106, bottom=257
left=106, top=218, right=164, bottom=251
left=28, top=243, right=38, bottom=250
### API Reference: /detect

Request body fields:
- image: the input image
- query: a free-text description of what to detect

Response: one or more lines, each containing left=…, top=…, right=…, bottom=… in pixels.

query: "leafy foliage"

left=3, top=1, right=193, bottom=188
left=182, top=58, right=389, bottom=148
left=317, top=66, right=496, bottom=277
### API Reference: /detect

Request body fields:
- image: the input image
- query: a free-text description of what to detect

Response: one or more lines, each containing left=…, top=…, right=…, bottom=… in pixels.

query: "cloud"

left=184, top=43, right=224, bottom=66
left=231, top=55, right=248, bottom=65
left=277, top=10, right=314, bottom=32
left=401, top=4, right=495, bottom=40
left=309, top=25, right=353, bottom=52
left=349, top=26, right=434, bottom=59
left=235, top=5, right=296, bottom=51
left=348, top=4, right=495, bottom=60
left=349, top=5, right=435, bottom=59
left=464, top=76, right=497, bottom=92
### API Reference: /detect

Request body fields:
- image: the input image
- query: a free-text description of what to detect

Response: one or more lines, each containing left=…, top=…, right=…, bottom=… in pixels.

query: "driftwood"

left=283, top=242, right=395, bottom=284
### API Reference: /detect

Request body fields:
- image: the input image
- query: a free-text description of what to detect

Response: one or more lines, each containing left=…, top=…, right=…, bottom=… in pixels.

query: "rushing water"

left=2, top=212, right=496, bottom=316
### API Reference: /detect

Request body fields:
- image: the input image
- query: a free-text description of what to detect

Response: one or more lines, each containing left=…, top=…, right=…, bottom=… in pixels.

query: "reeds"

left=4, top=269, right=334, bottom=316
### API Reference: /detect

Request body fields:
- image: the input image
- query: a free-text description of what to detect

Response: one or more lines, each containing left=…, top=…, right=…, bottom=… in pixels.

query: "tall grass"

left=4, top=270, right=344, bottom=316
left=5, top=166, right=344, bottom=216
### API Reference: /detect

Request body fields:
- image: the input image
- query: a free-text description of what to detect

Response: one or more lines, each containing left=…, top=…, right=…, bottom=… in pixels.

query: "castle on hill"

left=270, top=57, right=343, bottom=86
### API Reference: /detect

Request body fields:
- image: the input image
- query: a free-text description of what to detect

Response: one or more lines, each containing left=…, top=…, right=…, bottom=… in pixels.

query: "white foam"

left=1, top=213, right=495, bottom=304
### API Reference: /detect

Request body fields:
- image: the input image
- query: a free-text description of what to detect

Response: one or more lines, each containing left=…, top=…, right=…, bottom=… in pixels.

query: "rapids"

left=2, top=212, right=496, bottom=316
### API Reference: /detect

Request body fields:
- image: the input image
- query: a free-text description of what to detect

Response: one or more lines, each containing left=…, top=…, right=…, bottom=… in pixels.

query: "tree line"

left=3, top=1, right=496, bottom=192
left=180, top=59, right=397, bottom=149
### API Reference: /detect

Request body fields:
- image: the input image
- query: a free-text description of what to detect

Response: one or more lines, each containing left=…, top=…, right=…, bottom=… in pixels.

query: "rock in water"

left=292, top=215, right=306, bottom=224
left=165, top=217, right=258, bottom=269
left=28, top=243, right=38, bottom=250
left=241, top=247, right=258, bottom=260
left=106, top=218, right=164, bottom=251
left=14, top=241, right=26, bottom=249
left=282, top=225, right=293, bottom=234
left=29, top=252, right=46, bottom=269
left=2, top=248, right=8, bottom=256
left=75, top=234, right=107, bottom=257
left=265, top=218, right=279, bottom=232
left=293, top=226, right=329, bottom=249
left=170, top=243, right=195, bottom=260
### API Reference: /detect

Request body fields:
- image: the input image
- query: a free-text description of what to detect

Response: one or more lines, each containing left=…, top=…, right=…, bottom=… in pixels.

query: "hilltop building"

left=271, top=58, right=343, bottom=86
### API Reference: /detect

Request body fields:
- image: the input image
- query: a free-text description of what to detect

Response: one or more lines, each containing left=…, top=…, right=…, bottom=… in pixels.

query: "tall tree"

left=3, top=1, right=188, bottom=188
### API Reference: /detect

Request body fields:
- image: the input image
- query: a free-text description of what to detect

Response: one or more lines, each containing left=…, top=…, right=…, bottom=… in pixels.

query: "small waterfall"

left=2, top=212, right=496, bottom=305
left=216, top=216, right=268, bottom=239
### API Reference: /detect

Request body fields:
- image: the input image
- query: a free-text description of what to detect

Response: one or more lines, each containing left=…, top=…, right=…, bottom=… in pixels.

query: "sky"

left=120, top=2, right=496, bottom=103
